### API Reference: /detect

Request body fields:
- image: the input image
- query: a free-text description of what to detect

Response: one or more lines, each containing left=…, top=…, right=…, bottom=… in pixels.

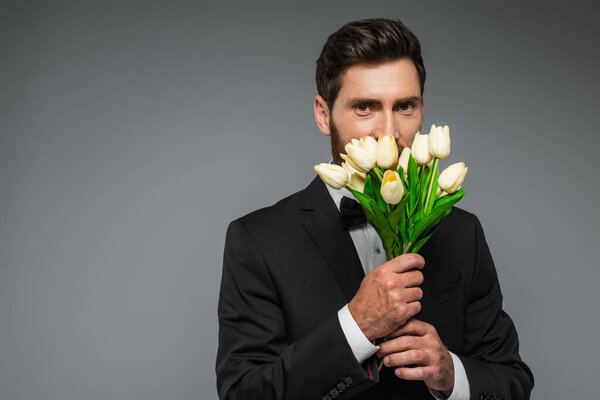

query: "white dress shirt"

left=325, top=183, right=470, bottom=400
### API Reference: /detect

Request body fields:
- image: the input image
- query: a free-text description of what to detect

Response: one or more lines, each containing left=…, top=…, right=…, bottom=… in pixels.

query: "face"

left=314, top=57, right=424, bottom=165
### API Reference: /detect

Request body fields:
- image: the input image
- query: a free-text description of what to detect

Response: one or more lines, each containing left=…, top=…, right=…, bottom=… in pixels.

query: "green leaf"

left=426, top=165, right=439, bottom=214
left=396, top=165, right=404, bottom=178
left=398, top=204, right=407, bottom=245
left=410, top=205, right=448, bottom=242
left=396, top=166, right=409, bottom=194
left=407, top=154, right=419, bottom=212
left=411, top=232, right=433, bottom=253
left=380, top=230, right=399, bottom=253
left=363, top=174, right=374, bottom=199
left=431, top=188, right=465, bottom=215
left=387, top=196, right=409, bottom=228
left=368, top=170, right=389, bottom=216
left=349, top=188, right=389, bottom=231
left=349, top=186, right=401, bottom=253
left=418, top=208, right=452, bottom=240
left=419, top=165, right=431, bottom=211
left=388, top=242, right=402, bottom=259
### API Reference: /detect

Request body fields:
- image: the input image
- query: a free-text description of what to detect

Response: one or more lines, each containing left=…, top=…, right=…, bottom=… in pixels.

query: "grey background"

left=1, top=0, right=598, bottom=399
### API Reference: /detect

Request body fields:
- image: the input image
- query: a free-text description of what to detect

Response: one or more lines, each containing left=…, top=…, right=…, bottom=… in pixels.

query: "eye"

left=397, top=102, right=415, bottom=112
left=354, top=103, right=371, bottom=115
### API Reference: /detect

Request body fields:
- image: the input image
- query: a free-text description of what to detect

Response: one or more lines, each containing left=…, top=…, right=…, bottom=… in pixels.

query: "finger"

left=404, top=287, right=423, bottom=303
left=377, top=335, right=425, bottom=357
left=382, top=349, right=430, bottom=368
left=394, top=366, right=431, bottom=381
left=399, top=300, right=422, bottom=323
left=386, top=319, right=431, bottom=339
left=402, top=272, right=425, bottom=289
left=388, top=253, right=425, bottom=274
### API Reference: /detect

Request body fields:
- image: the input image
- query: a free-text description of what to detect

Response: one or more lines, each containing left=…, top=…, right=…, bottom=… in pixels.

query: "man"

left=216, top=18, right=533, bottom=400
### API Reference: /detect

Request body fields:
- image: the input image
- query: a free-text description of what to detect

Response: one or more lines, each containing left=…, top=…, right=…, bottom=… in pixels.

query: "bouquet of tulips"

left=314, top=125, right=468, bottom=260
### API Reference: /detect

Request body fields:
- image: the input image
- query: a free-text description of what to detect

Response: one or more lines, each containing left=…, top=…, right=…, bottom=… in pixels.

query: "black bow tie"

left=340, top=196, right=366, bottom=230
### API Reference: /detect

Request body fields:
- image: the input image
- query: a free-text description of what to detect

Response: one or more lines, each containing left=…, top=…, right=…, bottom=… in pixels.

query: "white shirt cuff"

left=429, top=351, right=470, bottom=400
left=337, top=304, right=379, bottom=364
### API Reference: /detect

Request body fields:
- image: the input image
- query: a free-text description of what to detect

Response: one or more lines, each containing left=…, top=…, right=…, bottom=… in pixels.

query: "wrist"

left=347, top=301, right=375, bottom=341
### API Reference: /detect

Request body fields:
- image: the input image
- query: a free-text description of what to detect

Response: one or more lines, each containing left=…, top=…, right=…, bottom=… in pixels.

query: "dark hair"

left=315, top=18, right=426, bottom=111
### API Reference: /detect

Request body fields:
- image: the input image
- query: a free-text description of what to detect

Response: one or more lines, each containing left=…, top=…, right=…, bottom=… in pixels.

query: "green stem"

left=378, top=357, right=385, bottom=371
left=385, top=249, right=393, bottom=261
left=423, top=158, right=439, bottom=214
left=372, top=167, right=384, bottom=182
left=403, top=241, right=413, bottom=253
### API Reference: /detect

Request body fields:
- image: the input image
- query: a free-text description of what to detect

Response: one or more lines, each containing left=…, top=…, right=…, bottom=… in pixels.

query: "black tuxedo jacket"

left=216, top=177, right=533, bottom=400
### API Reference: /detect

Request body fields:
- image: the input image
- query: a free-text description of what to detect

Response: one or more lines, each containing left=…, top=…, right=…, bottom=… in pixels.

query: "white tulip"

left=411, top=131, right=432, bottom=165
left=428, top=124, right=451, bottom=159
left=359, top=136, right=377, bottom=157
left=398, top=147, right=411, bottom=178
left=314, top=163, right=348, bottom=189
left=342, top=162, right=366, bottom=192
left=376, top=135, right=399, bottom=170
left=342, top=160, right=361, bottom=176
left=380, top=170, right=404, bottom=205
left=438, top=162, right=468, bottom=194
left=351, top=174, right=366, bottom=192
left=343, top=142, right=376, bottom=172
left=340, top=154, right=360, bottom=174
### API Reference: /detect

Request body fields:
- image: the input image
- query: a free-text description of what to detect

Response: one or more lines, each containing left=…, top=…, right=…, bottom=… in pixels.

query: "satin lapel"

left=299, top=177, right=365, bottom=303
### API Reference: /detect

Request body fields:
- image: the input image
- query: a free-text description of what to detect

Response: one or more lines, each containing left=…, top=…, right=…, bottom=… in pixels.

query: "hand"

left=376, top=319, right=455, bottom=395
left=348, top=253, right=424, bottom=341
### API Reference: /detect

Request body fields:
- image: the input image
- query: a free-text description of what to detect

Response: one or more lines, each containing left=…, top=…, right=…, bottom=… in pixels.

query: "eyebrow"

left=345, top=96, right=422, bottom=107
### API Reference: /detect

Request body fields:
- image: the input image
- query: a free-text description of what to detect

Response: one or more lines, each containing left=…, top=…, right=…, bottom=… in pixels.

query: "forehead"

left=336, top=58, right=421, bottom=100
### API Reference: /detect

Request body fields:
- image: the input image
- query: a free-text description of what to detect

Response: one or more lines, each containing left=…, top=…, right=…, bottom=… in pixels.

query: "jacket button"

left=337, top=382, right=346, bottom=392
left=344, top=376, right=353, bottom=386
left=321, top=396, right=331, bottom=400
left=329, top=388, right=339, bottom=398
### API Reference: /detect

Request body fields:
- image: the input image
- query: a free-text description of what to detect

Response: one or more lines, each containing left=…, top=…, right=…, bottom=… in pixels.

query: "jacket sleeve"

left=458, top=214, right=534, bottom=399
left=216, top=219, right=377, bottom=400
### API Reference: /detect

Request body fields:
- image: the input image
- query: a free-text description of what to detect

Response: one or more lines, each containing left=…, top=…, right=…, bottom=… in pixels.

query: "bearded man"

left=216, top=18, right=534, bottom=400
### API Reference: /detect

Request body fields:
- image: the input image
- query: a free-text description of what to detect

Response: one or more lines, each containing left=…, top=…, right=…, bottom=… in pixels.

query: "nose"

left=374, top=110, right=397, bottom=139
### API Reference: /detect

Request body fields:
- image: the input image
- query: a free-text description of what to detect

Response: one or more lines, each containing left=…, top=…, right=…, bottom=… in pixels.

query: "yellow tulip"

left=376, top=135, right=399, bottom=170
left=438, top=162, right=468, bottom=194
left=380, top=170, right=404, bottom=204
left=428, top=124, right=451, bottom=159
left=314, top=163, right=348, bottom=189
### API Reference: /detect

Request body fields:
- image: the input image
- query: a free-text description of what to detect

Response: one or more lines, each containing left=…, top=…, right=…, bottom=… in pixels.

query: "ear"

left=314, top=95, right=331, bottom=136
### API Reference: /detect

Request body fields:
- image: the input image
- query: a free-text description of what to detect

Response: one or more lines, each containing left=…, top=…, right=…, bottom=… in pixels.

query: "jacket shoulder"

left=228, top=184, right=308, bottom=234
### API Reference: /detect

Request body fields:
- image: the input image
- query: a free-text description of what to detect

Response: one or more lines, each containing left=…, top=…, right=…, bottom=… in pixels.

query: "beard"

left=329, top=120, right=346, bottom=166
